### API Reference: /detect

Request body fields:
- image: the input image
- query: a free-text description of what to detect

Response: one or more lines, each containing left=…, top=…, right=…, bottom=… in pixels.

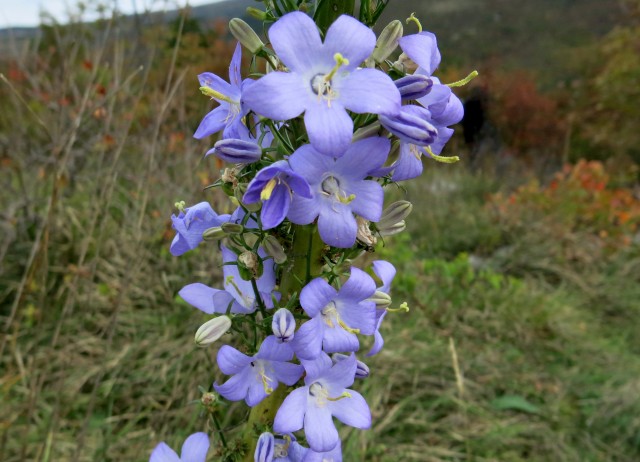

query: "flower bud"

left=221, top=222, right=244, bottom=234
left=194, top=316, right=232, bottom=346
left=202, top=226, right=226, bottom=241
left=379, top=201, right=413, bottom=229
left=229, top=18, right=265, bottom=54
left=255, top=432, right=275, bottom=462
left=272, top=308, right=296, bottom=343
left=246, top=7, right=268, bottom=21
left=378, top=220, right=406, bottom=237
left=207, top=138, right=262, bottom=164
left=262, top=235, right=287, bottom=264
left=372, top=20, right=403, bottom=63
left=238, top=251, right=263, bottom=280
left=379, top=106, right=437, bottom=145
left=395, top=74, right=433, bottom=100
left=369, top=290, right=392, bottom=309
left=332, top=353, right=370, bottom=379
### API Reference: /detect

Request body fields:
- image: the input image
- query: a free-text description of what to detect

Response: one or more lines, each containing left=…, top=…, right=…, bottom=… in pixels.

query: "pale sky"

left=0, top=0, right=222, bottom=28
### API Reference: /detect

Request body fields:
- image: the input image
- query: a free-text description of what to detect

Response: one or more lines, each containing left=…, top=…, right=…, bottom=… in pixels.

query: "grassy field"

left=1, top=5, right=640, bottom=462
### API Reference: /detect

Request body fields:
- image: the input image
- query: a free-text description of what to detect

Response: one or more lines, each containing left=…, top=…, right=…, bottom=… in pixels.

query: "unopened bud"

left=332, top=353, right=370, bottom=379
left=229, top=18, right=264, bottom=54
left=379, top=201, right=413, bottom=229
left=378, top=220, right=406, bottom=237
left=238, top=251, right=263, bottom=280
left=372, top=20, right=403, bottom=63
left=272, top=308, right=296, bottom=343
left=221, top=222, right=244, bottom=235
left=262, top=235, right=287, bottom=264
left=255, top=432, right=275, bottom=462
left=206, top=138, right=262, bottom=164
left=202, top=226, right=226, bottom=241
left=352, top=121, right=382, bottom=142
left=379, top=106, right=437, bottom=145
left=395, top=74, right=433, bottom=100
left=195, top=316, right=232, bottom=346
left=246, top=7, right=267, bottom=21
left=369, top=290, right=392, bottom=309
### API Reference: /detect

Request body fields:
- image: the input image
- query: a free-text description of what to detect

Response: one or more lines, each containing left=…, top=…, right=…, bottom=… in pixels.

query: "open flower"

left=243, top=12, right=400, bottom=156
left=214, top=336, right=303, bottom=406
left=243, top=160, right=313, bottom=229
left=274, top=353, right=370, bottom=452
left=179, top=245, right=277, bottom=315
left=149, top=432, right=209, bottom=462
left=287, top=137, right=389, bottom=248
left=194, top=42, right=252, bottom=140
left=170, top=202, right=230, bottom=256
left=291, top=268, right=377, bottom=360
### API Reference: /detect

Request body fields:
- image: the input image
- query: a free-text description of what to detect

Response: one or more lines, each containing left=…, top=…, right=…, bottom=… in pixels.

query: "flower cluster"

left=152, top=3, right=470, bottom=461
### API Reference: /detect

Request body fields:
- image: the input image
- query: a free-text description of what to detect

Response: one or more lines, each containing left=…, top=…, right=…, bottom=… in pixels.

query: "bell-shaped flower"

left=214, top=336, right=304, bottom=407
left=242, top=12, right=400, bottom=156
left=287, top=138, right=388, bottom=248
left=194, top=42, right=252, bottom=140
left=170, top=202, right=230, bottom=256
left=149, top=432, right=209, bottom=462
left=179, top=245, right=278, bottom=315
left=274, top=353, right=370, bottom=452
left=244, top=161, right=313, bottom=229
left=398, top=30, right=441, bottom=76
left=290, top=268, right=376, bottom=360
left=367, top=260, right=396, bottom=356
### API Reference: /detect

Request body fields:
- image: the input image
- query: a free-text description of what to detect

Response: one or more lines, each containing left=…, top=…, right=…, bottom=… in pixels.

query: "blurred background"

left=1, top=0, right=639, bottom=460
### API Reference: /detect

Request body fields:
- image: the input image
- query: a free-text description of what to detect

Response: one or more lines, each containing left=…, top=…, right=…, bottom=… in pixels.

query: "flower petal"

left=287, top=195, right=320, bottom=225
left=335, top=137, right=390, bottom=180
left=243, top=72, right=308, bottom=121
left=322, top=325, right=360, bottom=354
left=304, top=404, right=339, bottom=452
left=348, top=180, right=384, bottom=222
left=337, top=68, right=400, bottom=116
left=372, top=260, right=396, bottom=293
left=317, top=206, right=357, bottom=248
left=214, top=369, right=251, bottom=402
left=272, top=361, right=304, bottom=386
left=268, top=11, right=324, bottom=73
left=398, top=31, right=441, bottom=75
left=257, top=335, right=294, bottom=362
left=274, top=387, right=308, bottom=433
left=178, top=283, right=219, bottom=314
left=392, top=143, right=424, bottom=181
left=301, top=278, right=337, bottom=317
left=149, top=442, right=180, bottom=462
left=261, top=183, right=291, bottom=229
left=217, top=345, right=252, bottom=375
left=329, top=389, right=371, bottom=429
left=304, top=101, right=353, bottom=157
left=193, top=105, right=230, bottom=139
left=229, top=42, right=242, bottom=87
left=180, top=433, right=210, bottom=462
left=323, top=15, right=375, bottom=71
left=339, top=268, right=376, bottom=301
left=290, top=318, right=324, bottom=360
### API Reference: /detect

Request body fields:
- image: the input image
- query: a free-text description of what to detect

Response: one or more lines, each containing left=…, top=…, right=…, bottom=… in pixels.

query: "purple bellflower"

left=255, top=433, right=310, bottom=462
left=214, top=336, right=304, bottom=406
left=243, top=12, right=401, bottom=156
left=170, top=202, right=230, bottom=256
left=274, top=353, right=370, bottom=452
left=179, top=245, right=277, bottom=315
left=194, top=42, right=252, bottom=140
left=206, top=117, right=275, bottom=164
left=290, top=268, right=377, bottom=360
left=367, top=260, right=396, bottom=356
left=287, top=137, right=388, bottom=248
left=149, top=432, right=209, bottom=462
left=243, top=161, right=313, bottom=229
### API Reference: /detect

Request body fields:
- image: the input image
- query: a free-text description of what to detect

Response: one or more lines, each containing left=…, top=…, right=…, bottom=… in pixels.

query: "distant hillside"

left=1, top=0, right=625, bottom=85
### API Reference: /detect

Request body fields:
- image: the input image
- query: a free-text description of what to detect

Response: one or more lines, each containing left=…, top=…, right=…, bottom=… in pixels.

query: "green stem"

left=240, top=225, right=324, bottom=461
left=315, top=0, right=356, bottom=33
